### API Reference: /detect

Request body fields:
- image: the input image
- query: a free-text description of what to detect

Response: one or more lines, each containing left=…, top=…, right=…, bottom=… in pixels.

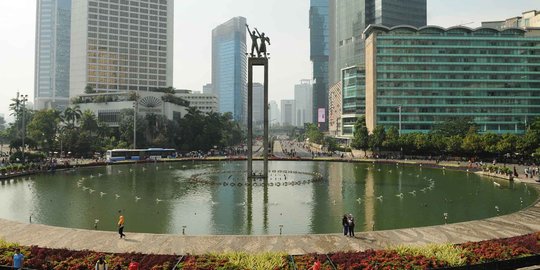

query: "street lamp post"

left=21, top=94, right=28, bottom=163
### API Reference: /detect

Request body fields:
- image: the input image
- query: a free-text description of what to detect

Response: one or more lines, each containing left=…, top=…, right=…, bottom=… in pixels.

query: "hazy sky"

left=0, top=0, right=538, bottom=121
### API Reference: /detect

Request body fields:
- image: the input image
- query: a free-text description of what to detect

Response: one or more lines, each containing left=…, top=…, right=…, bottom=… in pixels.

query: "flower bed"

left=459, top=232, right=540, bottom=265
left=294, top=250, right=447, bottom=270
left=291, top=254, right=334, bottom=270
left=0, top=240, right=178, bottom=270
left=0, top=232, right=538, bottom=270
left=179, top=252, right=289, bottom=270
left=292, top=232, right=540, bottom=270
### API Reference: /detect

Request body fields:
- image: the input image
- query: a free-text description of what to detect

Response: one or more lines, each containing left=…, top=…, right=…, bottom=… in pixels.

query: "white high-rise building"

left=294, top=79, right=313, bottom=127
left=34, top=0, right=72, bottom=111
left=280, top=100, right=295, bottom=127
left=252, top=83, right=264, bottom=127
left=202, top=83, right=213, bottom=95
left=174, top=89, right=218, bottom=115
left=269, top=100, right=280, bottom=126
left=70, top=0, right=174, bottom=97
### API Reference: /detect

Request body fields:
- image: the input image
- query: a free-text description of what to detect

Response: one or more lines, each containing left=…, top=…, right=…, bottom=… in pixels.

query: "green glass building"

left=330, top=0, right=427, bottom=137
left=364, top=25, right=540, bottom=134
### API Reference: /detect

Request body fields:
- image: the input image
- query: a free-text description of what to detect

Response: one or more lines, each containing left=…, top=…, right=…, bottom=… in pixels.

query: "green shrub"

left=210, top=252, right=288, bottom=270
left=9, top=152, right=46, bottom=163
left=391, top=243, right=466, bottom=267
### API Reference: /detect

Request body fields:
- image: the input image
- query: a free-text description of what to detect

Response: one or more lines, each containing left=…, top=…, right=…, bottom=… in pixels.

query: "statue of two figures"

left=246, top=24, right=271, bottom=58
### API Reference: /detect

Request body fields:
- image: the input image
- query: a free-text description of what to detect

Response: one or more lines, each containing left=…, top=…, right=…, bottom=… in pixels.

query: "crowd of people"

left=524, top=166, right=540, bottom=179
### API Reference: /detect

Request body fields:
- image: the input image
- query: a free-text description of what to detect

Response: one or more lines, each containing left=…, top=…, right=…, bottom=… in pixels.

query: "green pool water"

left=0, top=161, right=536, bottom=235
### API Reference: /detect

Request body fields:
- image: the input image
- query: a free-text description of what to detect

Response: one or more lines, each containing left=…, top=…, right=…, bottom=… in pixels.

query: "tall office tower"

left=310, top=0, right=330, bottom=130
left=212, top=17, right=247, bottom=123
left=252, top=83, right=264, bottom=128
left=34, top=0, right=72, bottom=110
left=280, top=100, right=296, bottom=127
left=294, top=80, right=313, bottom=127
left=366, top=0, right=426, bottom=27
left=70, top=0, right=174, bottom=97
left=328, top=0, right=426, bottom=136
left=269, top=100, right=280, bottom=126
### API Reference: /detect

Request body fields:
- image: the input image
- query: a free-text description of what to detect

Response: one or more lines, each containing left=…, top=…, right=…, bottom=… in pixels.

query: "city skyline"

left=0, top=0, right=538, bottom=121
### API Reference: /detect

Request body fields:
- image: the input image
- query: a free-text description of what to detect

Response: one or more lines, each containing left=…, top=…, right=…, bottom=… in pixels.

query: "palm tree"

left=62, top=107, right=74, bottom=128
left=72, top=105, right=82, bottom=125
left=62, top=105, right=83, bottom=128
left=9, top=97, right=21, bottom=117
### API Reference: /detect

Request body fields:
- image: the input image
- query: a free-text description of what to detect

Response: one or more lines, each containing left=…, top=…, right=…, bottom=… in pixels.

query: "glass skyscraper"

left=368, top=0, right=427, bottom=27
left=365, top=25, right=540, bottom=134
left=34, top=0, right=71, bottom=110
left=310, top=0, right=330, bottom=130
left=329, top=0, right=427, bottom=136
left=212, top=17, right=247, bottom=123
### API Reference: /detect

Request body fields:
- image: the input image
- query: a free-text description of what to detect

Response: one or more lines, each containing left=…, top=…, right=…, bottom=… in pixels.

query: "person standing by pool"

left=118, top=214, right=126, bottom=239
left=13, top=248, right=24, bottom=269
left=341, top=215, right=349, bottom=236
left=347, top=214, right=355, bottom=237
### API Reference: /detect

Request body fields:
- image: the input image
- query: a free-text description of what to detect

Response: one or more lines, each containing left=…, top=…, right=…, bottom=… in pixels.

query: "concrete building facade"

left=211, top=17, right=247, bottom=124
left=280, top=100, right=296, bottom=127
left=269, top=100, right=280, bottom=126
left=74, top=91, right=188, bottom=127
left=202, top=83, right=213, bottom=95
left=174, top=89, right=218, bottom=115
left=69, top=0, right=174, bottom=97
left=252, top=83, right=265, bottom=128
left=34, top=0, right=72, bottom=111
left=364, top=25, right=540, bottom=134
left=294, top=80, right=313, bottom=127
left=328, top=81, right=342, bottom=136
left=482, top=10, right=540, bottom=30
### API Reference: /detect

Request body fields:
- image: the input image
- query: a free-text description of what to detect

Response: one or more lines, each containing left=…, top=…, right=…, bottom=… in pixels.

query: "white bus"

left=106, top=148, right=176, bottom=162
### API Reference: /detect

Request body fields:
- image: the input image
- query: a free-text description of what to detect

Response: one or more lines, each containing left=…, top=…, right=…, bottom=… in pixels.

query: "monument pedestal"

left=247, top=57, right=269, bottom=179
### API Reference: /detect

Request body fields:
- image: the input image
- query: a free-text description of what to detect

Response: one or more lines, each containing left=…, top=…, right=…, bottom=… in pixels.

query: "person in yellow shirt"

left=118, top=214, right=126, bottom=239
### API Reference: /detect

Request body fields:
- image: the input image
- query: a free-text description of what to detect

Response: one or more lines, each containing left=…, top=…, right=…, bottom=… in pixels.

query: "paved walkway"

left=0, top=186, right=539, bottom=255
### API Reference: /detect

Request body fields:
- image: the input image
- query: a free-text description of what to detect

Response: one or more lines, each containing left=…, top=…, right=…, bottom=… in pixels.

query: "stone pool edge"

left=0, top=189, right=539, bottom=256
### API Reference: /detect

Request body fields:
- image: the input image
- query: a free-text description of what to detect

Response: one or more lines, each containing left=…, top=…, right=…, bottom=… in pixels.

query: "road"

left=273, top=139, right=312, bottom=158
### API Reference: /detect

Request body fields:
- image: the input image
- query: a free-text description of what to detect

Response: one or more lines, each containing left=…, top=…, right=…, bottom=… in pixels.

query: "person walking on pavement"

left=118, top=213, right=126, bottom=239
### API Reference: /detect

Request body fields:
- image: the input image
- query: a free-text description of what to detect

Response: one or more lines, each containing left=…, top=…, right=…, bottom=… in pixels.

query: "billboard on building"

left=318, top=108, right=326, bottom=123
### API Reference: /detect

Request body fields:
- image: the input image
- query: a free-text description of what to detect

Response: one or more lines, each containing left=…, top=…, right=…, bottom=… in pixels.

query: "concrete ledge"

left=476, top=171, right=514, bottom=181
